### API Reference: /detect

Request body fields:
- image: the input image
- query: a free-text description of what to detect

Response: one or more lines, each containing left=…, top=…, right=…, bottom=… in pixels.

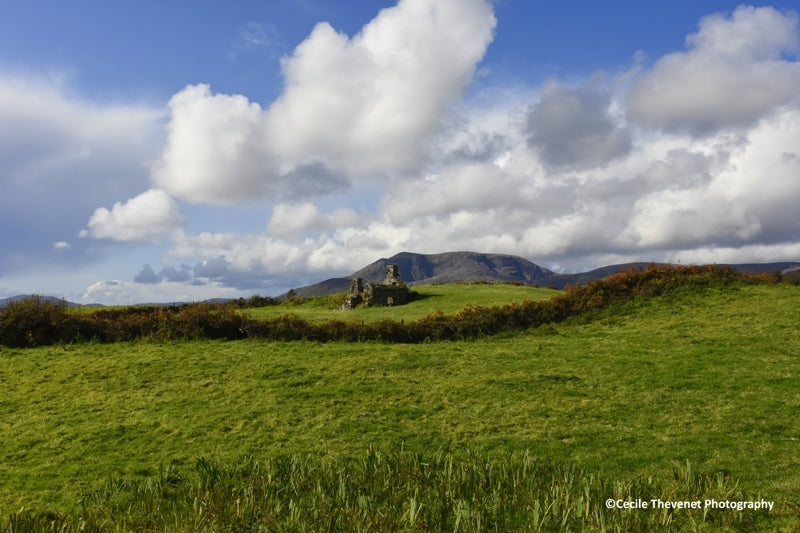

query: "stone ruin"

left=342, top=265, right=411, bottom=309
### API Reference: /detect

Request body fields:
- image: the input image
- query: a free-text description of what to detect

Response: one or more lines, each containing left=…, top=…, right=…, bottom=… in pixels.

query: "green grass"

left=1, top=282, right=799, bottom=529
left=7, top=451, right=774, bottom=532
left=247, top=283, right=559, bottom=323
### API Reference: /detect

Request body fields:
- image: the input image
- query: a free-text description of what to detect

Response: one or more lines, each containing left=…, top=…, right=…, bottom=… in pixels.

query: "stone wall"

left=364, top=284, right=409, bottom=307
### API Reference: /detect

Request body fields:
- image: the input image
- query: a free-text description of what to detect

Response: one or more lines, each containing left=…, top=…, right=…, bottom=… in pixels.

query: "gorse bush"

left=0, top=265, right=770, bottom=347
left=0, top=295, right=72, bottom=347
left=226, top=294, right=280, bottom=308
left=3, top=451, right=772, bottom=532
left=85, top=303, right=247, bottom=342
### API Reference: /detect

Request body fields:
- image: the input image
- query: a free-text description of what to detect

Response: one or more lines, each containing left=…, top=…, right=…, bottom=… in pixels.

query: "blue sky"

left=2, top=0, right=800, bottom=304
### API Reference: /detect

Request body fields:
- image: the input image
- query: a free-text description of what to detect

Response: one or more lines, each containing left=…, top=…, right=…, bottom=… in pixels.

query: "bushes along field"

left=0, top=264, right=773, bottom=347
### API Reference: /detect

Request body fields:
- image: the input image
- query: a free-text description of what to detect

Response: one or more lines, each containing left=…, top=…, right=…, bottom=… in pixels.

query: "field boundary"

left=0, top=264, right=776, bottom=347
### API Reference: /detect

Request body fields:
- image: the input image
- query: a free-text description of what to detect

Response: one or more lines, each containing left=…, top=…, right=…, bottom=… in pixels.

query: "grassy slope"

left=247, top=283, right=559, bottom=322
left=0, top=283, right=798, bottom=520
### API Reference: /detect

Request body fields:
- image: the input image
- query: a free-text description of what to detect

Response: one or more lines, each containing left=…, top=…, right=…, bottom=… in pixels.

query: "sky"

left=2, top=0, right=800, bottom=305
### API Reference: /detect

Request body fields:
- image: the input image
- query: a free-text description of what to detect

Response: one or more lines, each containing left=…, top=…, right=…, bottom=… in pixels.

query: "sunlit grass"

left=246, top=283, right=559, bottom=323
left=7, top=452, right=775, bottom=532
left=1, top=282, right=799, bottom=530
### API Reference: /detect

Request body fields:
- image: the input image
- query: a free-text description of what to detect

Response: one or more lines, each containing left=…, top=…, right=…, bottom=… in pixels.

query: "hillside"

left=0, top=294, right=84, bottom=309
left=353, top=251, right=553, bottom=284
left=2, top=277, right=799, bottom=531
left=286, top=251, right=800, bottom=298
left=289, top=251, right=553, bottom=298
left=247, top=283, right=558, bottom=324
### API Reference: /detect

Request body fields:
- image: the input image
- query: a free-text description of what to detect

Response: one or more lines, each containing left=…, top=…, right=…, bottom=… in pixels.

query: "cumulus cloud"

left=267, top=202, right=360, bottom=238
left=626, top=5, right=800, bottom=135
left=381, top=162, right=521, bottom=221
left=151, top=88, right=800, bottom=290
left=161, top=264, right=193, bottom=282
left=266, top=0, right=495, bottom=176
left=527, top=82, right=632, bottom=169
left=83, top=189, right=184, bottom=242
left=133, top=264, right=160, bottom=284
left=151, top=0, right=496, bottom=205
left=66, top=3, right=800, bottom=303
left=83, top=279, right=249, bottom=306
left=133, top=263, right=193, bottom=284
left=151, top=85, right=271, bottom=204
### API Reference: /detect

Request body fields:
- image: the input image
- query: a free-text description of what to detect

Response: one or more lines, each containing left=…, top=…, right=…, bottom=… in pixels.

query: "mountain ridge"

left=288, top=251, right=553, bottom=298
left=285, top=251, right=800, bottom=298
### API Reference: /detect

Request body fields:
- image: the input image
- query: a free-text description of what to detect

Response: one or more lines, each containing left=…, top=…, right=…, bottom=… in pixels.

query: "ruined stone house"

left=342, top=265, right=411, bottom=309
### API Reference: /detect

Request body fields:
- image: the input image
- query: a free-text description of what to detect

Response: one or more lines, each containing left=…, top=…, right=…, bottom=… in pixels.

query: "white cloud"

left=381, top=162, right=519, bottom=221
left=84, top=189, right=184, bottom=242
left=168, top=231, right=313, bottom=276
left=151, top=85, right=272, bottom=204
left=49, top=3, right=800, bottom=304
left=82, top=279, right=250, bottom=306
left=527, top=81, right=632, bottom=170
left=149, top=79, right=800, bottom=287
left=687, top=5, right=798, bottom=60
left=670, top=242, right=800, bottom=265
left=626, top=6, right=800, bottom=135
left=151, top=0, right=496, bottom=205
left=267, top=202, right=360, bottom=238
left=267, top=0, right=496, bottom=176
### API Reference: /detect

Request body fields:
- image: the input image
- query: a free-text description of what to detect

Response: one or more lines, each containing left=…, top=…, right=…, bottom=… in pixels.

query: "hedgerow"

left=0, top=264, right=773, bottom=347
left=0, top=296, right=72, bottom=346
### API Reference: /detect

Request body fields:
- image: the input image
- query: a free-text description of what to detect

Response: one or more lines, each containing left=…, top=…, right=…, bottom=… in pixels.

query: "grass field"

left=1, top=281, right=799, bottom=530
left=247, top=283, right=559, bottom=322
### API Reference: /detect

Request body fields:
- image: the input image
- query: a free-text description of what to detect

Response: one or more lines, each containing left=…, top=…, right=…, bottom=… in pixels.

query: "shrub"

left=227, top=295, right=280, bottom=308
left=0, top=296, right=74, bottom=347
left=88, top=305, right=178, bottom=342
left=170, top=303, right=247, bottom=340
left=0, top=264, right=770, bottom=347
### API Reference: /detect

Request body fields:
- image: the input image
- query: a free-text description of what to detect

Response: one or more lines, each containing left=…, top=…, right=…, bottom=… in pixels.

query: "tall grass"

left=4, top=450, right=772, bottom=532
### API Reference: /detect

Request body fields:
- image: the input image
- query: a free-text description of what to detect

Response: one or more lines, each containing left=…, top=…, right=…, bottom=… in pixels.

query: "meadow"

left=248, top=283, right=559, bottom=323
left=1, top=270, right=799, bottom=531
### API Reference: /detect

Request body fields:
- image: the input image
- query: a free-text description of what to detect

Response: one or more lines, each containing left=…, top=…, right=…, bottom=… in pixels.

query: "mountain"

left=288, top=251, right=554, bottom=298
left=288, top=251, right=551, bottom=298
left=352, top=251, right=553, bottom=284
left=286, top=253, right=800, bottom=298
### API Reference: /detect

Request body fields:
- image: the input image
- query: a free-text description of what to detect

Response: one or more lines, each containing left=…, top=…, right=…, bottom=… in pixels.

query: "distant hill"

left=287, top=251, right=554, bottom=298
left=537, top=261, right=800, bottom=289
left=286, top=253, right=800, bottom=298
left=353, top=251, right=553, bottom=284
left=0, top=294, right=86, bottom=309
